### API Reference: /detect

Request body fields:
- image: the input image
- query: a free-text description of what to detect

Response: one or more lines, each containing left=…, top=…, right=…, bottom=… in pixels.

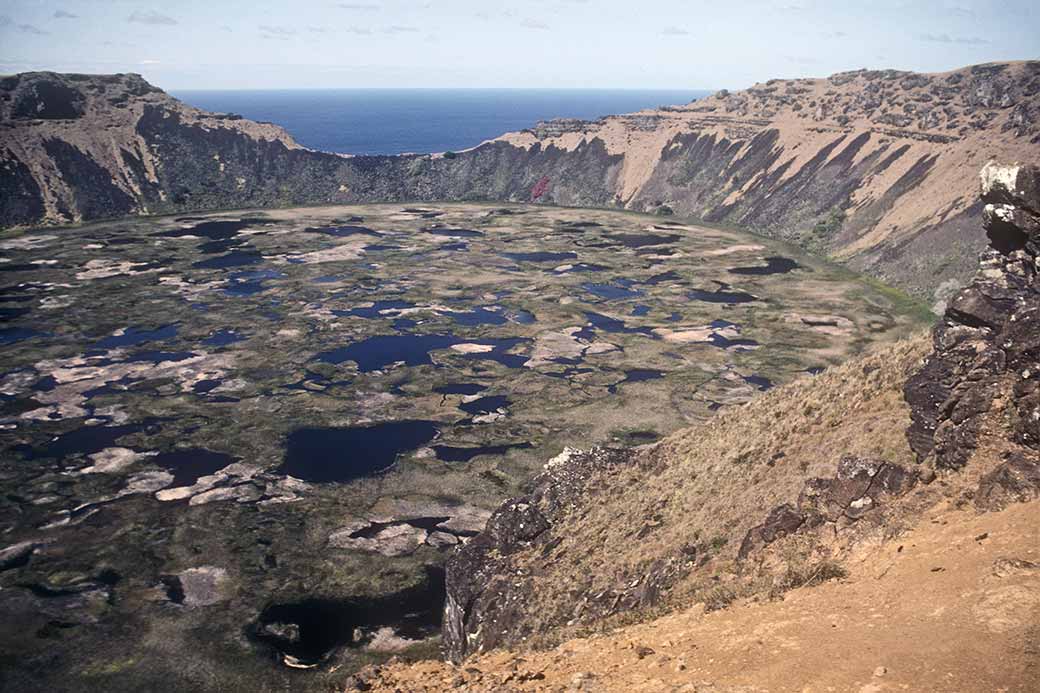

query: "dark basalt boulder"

left=975, top=451, right=1040, bottom=510
left=736, top=504, right=804, bottom=559
left=904, top=163, right=1040, bottom=470
left=738, top=456, right=919, bottom=560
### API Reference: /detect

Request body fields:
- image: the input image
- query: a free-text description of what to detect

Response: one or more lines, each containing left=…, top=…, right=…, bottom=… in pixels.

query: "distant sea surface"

left=171, top=89, right=709, bottom=156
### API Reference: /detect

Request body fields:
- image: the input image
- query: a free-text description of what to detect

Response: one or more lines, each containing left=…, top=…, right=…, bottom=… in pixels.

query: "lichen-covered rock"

left=905, top=163, right=1040, bottom=470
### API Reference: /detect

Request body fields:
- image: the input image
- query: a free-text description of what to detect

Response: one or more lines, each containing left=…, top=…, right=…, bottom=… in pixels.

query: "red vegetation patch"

left=531, top=176, right=551, bottom=201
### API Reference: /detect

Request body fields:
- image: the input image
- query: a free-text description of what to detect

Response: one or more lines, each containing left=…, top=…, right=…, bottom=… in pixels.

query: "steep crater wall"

left=3, top=62, right=1040, bottom=304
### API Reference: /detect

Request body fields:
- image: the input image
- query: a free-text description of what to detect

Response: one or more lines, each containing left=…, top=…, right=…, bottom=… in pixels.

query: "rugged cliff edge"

left=388, top=162, right=1040, bottom=677
left=4, top=63, right=1040, bottom=305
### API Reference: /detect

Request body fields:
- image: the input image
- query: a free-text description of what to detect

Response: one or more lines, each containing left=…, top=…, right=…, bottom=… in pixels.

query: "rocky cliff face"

left=905, top=163, right=1040, bottom=501
left=439, top=162, right=1040, bottom=663
left=495, top=61, right=1040, bottom=306
left=0, top=71, right=620, bottom=230
left=4, top=63, right=1040, bottom=304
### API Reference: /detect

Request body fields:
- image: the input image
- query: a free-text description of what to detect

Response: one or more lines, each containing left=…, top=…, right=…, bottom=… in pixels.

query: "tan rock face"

left=496, top=61, right=1040, bottom=302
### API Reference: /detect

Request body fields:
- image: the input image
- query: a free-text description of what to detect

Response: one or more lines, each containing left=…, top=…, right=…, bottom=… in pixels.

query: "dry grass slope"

left=504, top=336, right=932, bottom=646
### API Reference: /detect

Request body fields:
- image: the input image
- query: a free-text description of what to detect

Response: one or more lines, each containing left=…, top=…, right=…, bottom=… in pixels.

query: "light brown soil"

left=355, top=499, right=1040, bottom=692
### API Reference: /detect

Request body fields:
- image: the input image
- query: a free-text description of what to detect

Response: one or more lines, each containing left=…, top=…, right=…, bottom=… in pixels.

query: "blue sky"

left=1, top=1, right=1037, bottom=89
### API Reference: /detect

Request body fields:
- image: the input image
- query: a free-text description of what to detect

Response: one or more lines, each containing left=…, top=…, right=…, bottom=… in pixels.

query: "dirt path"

left=356, top=500, right=1040, bottom=692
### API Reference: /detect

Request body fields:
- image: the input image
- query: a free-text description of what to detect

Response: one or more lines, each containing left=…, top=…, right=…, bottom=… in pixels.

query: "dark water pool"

left=608, top=368, right=664, bottom=393
left=316, top=334, right=459, bottom=371
left=427, top=228, right=483, bottom=238
left=643, top=270, right=682, bottom=285
left=434, top=383, right=487, bottom=396
left=604, top=232, right=680, bottom=248
left=502, top=251, right=578, bottom=263
left=1, top=327, right=44, bottom=344
left=193, top=249, right=264, bottom=270
left=157, top=219, right=268, bottom=241
left=687, top=286, right=756, bottom=304
left=458, top=395, right=510, bottom=416
left=743, top=374, right=774, bottom=391
left=249, top=566, right=444, bottom=666
left=224, top=269, right=285, bottom=296
left=278, top=421, right=439, bottom=483
left=511, top=309, right=536, bottom=324
left=583, top=283, right=642, bottom=300
left=153, top=449, right=236, bottom=487
left=18, top=422, right=157, bottom=460
left=335, top=300, right=415, bottom=319
left=584, top=311, right=654, bottom=336
left=445, top=307, right=507, bottom=326
left=126, top=350, right=197, bottom=363
left=317, top=335, right=527, bottom=372
left=729, top=256, right=800, bottom=276
left=305, top=225, right=381, bottom=238
left=432, top=442, right=532, bottom=462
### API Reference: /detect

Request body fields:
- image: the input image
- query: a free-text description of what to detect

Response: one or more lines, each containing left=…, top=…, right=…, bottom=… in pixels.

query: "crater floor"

left=0, top=203, right=932, bottom=690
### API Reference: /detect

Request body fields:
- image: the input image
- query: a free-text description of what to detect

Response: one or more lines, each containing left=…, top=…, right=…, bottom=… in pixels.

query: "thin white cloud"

left=127, top=10, right=178, bottom=26
left=520, top=18, right=549, bottom=30
left=661, top=26, right=689, bottom=36
left=259, top=24, right=296, bottom=38
left=337, top=2, right=379, bottom=8
left=946, top=5, right=975, bottom=18
left=0, top=16, right=48, bottom=34
left=53, top=10, right=78, bottom=19
left=382, top=25, right=419, bottom=34
left=917, top=32, right=990, bottom=45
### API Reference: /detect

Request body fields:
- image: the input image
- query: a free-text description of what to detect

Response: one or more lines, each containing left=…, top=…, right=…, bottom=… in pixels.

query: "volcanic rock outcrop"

left=905, top=162, right=1040, bottom=502
left=438, top=161, right=1040, bottom=663
left=4, top=63, right=1040, bottom=304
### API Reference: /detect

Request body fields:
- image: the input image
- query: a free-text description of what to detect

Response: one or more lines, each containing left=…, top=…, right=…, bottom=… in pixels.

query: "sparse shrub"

left=771, top=559, right=848, bottom=598
left=443, top=150, right=458, bottom=160
left=812, top=207, right=846, bottom=237
left=703, top=585, right=737, bottom=612
left=655, top=204, right=674, bottom=216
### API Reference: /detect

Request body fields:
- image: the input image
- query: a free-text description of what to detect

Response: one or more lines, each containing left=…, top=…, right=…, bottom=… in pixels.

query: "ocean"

left=171, top=89, right=709, bottom=156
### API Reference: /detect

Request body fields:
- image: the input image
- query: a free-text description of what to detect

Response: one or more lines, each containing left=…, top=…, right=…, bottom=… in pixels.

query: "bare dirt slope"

left=356, top=498, right=1040, bottom=693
